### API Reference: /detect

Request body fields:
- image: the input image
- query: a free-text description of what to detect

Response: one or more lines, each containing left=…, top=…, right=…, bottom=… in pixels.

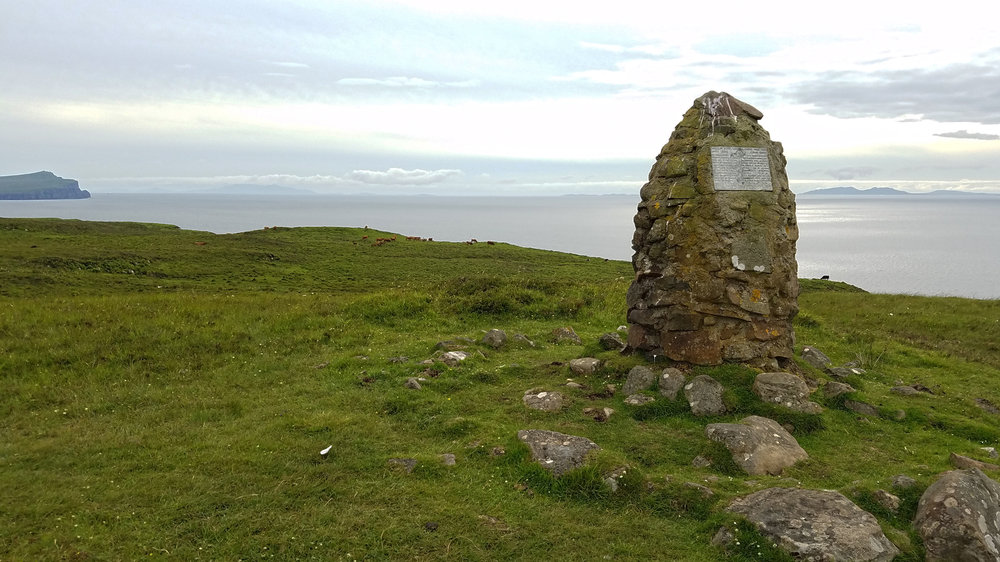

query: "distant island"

left=0, top=171, right=91, bottom=200
left=801, top=186, right=1000, bottom=198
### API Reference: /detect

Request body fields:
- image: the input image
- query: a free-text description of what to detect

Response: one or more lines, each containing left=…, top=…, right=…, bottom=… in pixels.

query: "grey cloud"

left=266, top=61, right=310, bottom=69
left=336, top=77, right=479, bottom=88
left=934, top=130, right=1000, bottom=140
left=0, top=0, right=644, bottom=105
left=789, top=60, right=1000, bottom=124
left=812, top=166, right=880, bottom=181
left=344, top=168, right=463, bottom=185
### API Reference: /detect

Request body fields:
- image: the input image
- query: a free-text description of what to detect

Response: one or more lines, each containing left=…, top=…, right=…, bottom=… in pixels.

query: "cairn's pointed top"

left=697, top=91, right=764, bottom=121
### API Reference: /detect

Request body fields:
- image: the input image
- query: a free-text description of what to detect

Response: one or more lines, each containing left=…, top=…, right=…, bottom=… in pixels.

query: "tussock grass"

left=2, top=218, right=999, bottom=560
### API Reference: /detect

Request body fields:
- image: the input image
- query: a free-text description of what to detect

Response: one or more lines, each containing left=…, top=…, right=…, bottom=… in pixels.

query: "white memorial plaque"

left=710, top=146, right=773, bottom=191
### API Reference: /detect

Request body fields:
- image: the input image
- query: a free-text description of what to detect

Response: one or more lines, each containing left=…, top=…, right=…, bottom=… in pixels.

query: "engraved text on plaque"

left=710, top=146, right=773, bottom=191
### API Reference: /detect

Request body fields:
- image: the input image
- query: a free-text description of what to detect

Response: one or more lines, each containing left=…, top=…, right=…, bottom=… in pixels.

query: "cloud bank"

left=343, top=168, right=463, bottom=185
left=934, top=130, right=1000, bottom=141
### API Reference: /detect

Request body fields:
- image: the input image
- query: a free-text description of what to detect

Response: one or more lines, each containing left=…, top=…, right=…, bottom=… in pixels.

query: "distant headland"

left=0, top=171, right=91, bottom=200
left=800, top=186, right=1000, bottom=197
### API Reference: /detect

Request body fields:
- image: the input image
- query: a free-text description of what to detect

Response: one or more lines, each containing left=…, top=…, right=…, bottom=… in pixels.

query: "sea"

left=2, top=193, right=998, bottom=300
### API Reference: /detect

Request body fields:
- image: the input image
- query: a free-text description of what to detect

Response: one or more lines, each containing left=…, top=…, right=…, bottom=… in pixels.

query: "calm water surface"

left=3, top=193, right=998, bottom=299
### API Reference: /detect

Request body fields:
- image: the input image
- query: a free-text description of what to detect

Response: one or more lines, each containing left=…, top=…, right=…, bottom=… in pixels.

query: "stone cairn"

left=627, top=91, right=798, bottom=365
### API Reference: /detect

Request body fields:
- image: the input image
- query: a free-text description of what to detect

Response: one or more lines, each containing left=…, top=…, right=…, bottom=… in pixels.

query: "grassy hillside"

left=2, top=218, right=999, bottom=560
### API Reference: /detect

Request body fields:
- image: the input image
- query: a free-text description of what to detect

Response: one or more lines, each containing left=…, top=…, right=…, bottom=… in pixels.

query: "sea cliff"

left=0, top=171, right=91, bottom=200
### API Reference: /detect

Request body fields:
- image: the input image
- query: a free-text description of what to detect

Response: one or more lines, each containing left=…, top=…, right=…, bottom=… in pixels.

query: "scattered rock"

left=623, top=366, right=657, bottom=395
left=684, top=375, right=727, bottom=416
left=482, top=329, right=507, bottom=349
left=711, top=526, right=735, bottom=547
left=582, top=407, right=614, bottom=422
left=436, top=338, right=472, bottom=351
left=828, top=366, right=864, bottom=380
left=598, top=332, right=625, bottom=351
left=801, top=346, right=832, bottom=371
left=522, top=389, right=564, bottom=412
left=873, top=489, right=901, bottom=512
left=844, top=399, right=879, bottom=417
left=893, top=409, right=906, bottom=420
left=603, top=466, right=629, bottom=492
left=552, top=326, right=582, bottom=345
left=440, top=351, right=470, bottom=367
left=569, top=357, right=601, bottom=375
left=490, top=446, right=505, bottom=457
left=388, top=458, right=417, bottom=473
left=691, top=455, right=712, bottom=468
left=982, top=447, right=999, bottom=459
left=752, top=371, right=823, bottom=414
left=517, top=429, right=600, bottom=477
left=915, top=468, right=1000, bottom=562
left=728, top=487, right=899, bottom=562
left=976, top=398, right=1000, bottom=415
left=624, top=394, right=655, bottom=406
left=420, top=367, right=440, bottom=378
left=705, top=416, right=808, bottom=476
left=951, top=452, right=1000, bottom=472
left=506, top=334, right=533, bottom=348
left=477, top=515, right=511, bottom=532
left=658, top=368, right=685, bottom=400
left=891, top=474, right=917, bottom=490
left=565, top=381, right=585, bottom=390
left=423, top=521, right=438, bottom=532
left=684, top=481, right=714, bottom=497
left=683, top=482, right=715, bottom=498
left=388, top=356, right=408, bottom=364
left=440, top=453, right=456, bottom=466
left=824, top=381, right=856, bottom=398
left=890, top=385, right=921, bottom=396
left=404, top=377, right=422, bottom=390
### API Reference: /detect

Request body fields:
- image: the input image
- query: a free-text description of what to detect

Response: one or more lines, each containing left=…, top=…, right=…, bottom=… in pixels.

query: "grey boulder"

left=598, top=332, right=625, bottom=351
left=569, top=357, right=602, bottom=375
left=622, top=365, right=657, bottom=395
left=915, top=468, right=1000, bottom=562
left=801, top=346, right=832, bottom=371
left=752, top=372, right=822, bottom=414
left=522, top=389, right=564, bottom=412
left=728, top=487, right=899, bottom=561
left=684, top=375, right=727, bottom=416
left=658, top=368, right=685, bottom=400
left=482, top=329, right=507, bottom=349
left=705, top=415, right=808, bottom=475
left=517, top=429, right=600, bottom=477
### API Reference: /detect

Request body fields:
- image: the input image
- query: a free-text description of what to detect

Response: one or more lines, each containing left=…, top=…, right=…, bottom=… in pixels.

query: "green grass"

left=2, top=218, right=999, bottom=560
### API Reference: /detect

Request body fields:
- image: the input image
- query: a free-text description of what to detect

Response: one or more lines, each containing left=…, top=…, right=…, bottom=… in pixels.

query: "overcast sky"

left=2, top=0, right=999, bottom=194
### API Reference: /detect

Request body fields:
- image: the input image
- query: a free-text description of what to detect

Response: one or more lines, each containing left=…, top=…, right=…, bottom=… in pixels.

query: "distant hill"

left=0, top=171, right=90, bottom=200
left=800, top=186, right=908, bottom=196
left=921, top=189, right=1000, bottom=198
left=801, top=186, right=1000, bottom=198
